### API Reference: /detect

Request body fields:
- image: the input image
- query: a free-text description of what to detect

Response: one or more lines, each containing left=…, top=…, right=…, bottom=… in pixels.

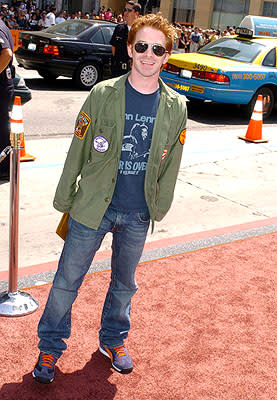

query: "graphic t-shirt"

left=110, top=79, right=160, bottom=212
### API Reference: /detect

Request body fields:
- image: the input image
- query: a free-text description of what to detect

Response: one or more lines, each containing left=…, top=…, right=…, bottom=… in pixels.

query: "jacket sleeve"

left=155, top=98, right=187, bottom=220
left=53, top=90, right=96, bottom=213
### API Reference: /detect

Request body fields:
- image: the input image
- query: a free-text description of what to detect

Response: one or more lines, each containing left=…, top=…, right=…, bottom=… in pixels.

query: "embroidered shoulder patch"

left=161, top=149, right=168, bottom=160
left=179, top=128, right=186, bottom=145
left=74, top=111, right=91, bottom=140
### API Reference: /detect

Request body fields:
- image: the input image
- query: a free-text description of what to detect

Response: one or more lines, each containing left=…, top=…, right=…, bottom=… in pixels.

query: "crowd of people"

left=0, top=0, right=236, bottom=52
left=173, top=24, right=236, bottom=53
left=0, top=2, right=126, bottom=31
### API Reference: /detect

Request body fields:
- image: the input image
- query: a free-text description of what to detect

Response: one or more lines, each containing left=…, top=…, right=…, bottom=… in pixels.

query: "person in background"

left=104, top=7, right=113, bottom=21
left=210, top=29, right=220, bottom=42
left=55, top=10, right=65, bottom=24
left=0, top=18, right=14, bottom=181
left=29, top=12, right=39, bottom=30
left=117, top=13, right=123, bottom=23
left=38, top=11, right=47, bottom=29
left=17, top=9, right=28, bottom=29
left=45, top=6, right=56, bottom=27
left=110, top=1, right=141, bottom=77
left=189, top=26, right=201, bottom=52
left=32, top=12, right=187, bottom=385
left=68, top=11, right=77, bottom=20
left=178, top=27, right=186, bottom=52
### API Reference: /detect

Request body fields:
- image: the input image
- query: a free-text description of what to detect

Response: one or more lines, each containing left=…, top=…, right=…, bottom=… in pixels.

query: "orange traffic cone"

left=238, top=95, right=268, bottom=143
left=10, top=96, right=36, bottom=162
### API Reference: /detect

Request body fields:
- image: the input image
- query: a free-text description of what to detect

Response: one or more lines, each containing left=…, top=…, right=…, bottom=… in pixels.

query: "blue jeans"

left=38, top=207, right=150, bottom=359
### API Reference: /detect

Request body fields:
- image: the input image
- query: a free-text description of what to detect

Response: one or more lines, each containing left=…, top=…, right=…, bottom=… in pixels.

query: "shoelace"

left=40, top=353, right=56, bottom=368
left=113, top=346, right=127, bottom=358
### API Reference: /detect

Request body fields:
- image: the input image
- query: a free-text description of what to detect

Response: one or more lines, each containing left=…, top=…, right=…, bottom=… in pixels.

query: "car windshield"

left=198, top=37, right=265, bottom=63
left=45, top=20, right=93, bottom=36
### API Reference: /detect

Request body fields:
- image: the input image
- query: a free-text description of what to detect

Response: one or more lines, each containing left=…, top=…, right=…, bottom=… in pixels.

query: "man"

left=189, top=27, right=201, bottom=53
left=32, top=13, right=187, bottom=384
left=0, top=18, right=14, bottom=181
left=45, top=6, right=56, bottom=27
left=110, top=1, right=141, bottom=77
left=55, top=10, right=65, bottom=24
left=38, top=11, right=47, bottom=29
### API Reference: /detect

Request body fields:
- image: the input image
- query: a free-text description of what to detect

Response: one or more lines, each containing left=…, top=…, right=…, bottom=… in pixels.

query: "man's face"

left=127, top=27, right=170, bottom=80
left=123, top=2, right=137, bottom=26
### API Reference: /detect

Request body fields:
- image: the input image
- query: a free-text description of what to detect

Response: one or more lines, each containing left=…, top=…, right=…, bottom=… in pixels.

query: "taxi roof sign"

left=237, top=15, right=277, bottom=38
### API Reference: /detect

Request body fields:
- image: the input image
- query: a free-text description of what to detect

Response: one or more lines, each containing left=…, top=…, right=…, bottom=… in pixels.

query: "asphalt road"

left=16, top=64, right=277, bottom=139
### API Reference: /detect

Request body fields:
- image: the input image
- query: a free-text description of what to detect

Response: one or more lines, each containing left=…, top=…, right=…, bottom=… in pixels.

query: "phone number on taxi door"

left=232, top=73, right=266, bottom=80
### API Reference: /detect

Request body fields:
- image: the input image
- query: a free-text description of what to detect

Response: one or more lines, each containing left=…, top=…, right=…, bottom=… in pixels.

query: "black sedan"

left=8, top=73, right=32, bottom=111
left=15, top=20, right=116, bottom=89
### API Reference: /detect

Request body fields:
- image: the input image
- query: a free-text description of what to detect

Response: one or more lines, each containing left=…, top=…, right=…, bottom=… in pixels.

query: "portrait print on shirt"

left=122, top=121, right=150, bottom=159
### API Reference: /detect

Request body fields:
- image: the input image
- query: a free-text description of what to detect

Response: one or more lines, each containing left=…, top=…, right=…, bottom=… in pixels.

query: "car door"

left=89, top=26, right=115, bottom=77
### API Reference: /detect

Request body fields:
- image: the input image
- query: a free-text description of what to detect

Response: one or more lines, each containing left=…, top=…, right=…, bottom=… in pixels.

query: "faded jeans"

left=38, top=207, right=150, bottom=359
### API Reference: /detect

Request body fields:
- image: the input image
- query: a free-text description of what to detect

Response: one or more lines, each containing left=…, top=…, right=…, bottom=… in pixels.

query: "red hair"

left=128, top=13, right=175, bottom=53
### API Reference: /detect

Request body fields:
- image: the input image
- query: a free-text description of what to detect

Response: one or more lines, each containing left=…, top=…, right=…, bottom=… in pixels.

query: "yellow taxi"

left=161, top=16, right=277, bottom=118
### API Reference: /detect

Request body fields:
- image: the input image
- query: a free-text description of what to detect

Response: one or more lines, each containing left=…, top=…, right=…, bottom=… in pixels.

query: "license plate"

left=28, top=43, right=36, bottom=51
left=180, top=69, right=192, bottom=79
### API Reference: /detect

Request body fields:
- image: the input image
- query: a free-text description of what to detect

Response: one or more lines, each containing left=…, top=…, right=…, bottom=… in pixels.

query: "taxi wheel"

left=245, top=87, right=274, bottom=120
left=74, top=62, right=100, bottom=90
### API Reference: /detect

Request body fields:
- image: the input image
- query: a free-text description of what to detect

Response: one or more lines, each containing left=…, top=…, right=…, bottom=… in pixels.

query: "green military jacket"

left=53, top=73, right=187, bottom=230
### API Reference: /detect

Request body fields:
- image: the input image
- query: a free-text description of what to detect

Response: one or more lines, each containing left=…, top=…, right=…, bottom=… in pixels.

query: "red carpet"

left=0, top=233, right=276, bottom=400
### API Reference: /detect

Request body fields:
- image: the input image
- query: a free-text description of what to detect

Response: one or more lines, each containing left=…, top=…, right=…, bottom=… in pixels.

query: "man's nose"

left=144, top=46, right=153, bottom=56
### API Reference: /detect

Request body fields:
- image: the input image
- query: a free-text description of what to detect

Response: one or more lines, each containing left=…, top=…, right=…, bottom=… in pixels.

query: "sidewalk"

left=0, top=125, right=276, bottom=280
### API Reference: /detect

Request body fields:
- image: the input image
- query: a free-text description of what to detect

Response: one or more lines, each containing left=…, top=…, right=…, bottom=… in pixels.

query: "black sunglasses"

left=134, top=42, right=168, bottom=57
left=123, top=7, right=134, bottom=12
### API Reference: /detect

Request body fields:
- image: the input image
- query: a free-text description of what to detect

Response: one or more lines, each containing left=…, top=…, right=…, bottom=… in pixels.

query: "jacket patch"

left=161, top=149, right=168, bottom=160
left=94, top=135, right=110, bottom=153
left=74, top=112, right=91, bottom=139
left=179, top=128, right=186, bottom=145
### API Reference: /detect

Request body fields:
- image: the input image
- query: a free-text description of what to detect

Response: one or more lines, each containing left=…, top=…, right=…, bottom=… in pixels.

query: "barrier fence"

left=11, top=29, right=26, bottom=52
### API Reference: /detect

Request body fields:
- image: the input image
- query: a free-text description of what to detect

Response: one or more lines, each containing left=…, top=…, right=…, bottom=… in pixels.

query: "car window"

left=262, top=48, right=276, bottom=67
left=46, top=21, right=92, bottom=36
left=101, top=26, right=115, bottom=44
left=199, top=38, right=265, bottom=63
left=91, top=28, right=104, bottom=44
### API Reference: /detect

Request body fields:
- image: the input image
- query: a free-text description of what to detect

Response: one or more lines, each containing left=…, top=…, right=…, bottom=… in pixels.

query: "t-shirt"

left=0, top=19, right=14, bottom=93
left=191, top=32, right=201, bottom=43
left=45, top=12, right=55, bottom=27
left=110, top=79, right=160, bottom=212
left=56, top=16, right=65, bottom=24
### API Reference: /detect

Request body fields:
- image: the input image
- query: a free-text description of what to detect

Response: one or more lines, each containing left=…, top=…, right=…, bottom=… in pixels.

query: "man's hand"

left=0, top=47, right=13, bottom=73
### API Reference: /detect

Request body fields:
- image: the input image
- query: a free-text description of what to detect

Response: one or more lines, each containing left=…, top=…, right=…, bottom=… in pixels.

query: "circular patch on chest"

left=93, top=135, right=110, bottom=153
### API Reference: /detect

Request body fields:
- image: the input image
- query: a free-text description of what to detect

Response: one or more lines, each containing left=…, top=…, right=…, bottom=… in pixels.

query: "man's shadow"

left=0, top=349, right=117, bottom=400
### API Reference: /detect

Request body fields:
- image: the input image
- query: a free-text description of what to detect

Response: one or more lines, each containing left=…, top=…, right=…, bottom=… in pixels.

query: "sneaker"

left=32, top=352, right=57, bottom=384
left=99, top=344, right=133, bottom=374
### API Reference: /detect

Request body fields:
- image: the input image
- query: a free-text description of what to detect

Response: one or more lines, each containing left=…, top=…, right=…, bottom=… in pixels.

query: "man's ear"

left=163, top=51, right=170, bottom=65
left=127, top=43, right=133, bottom=58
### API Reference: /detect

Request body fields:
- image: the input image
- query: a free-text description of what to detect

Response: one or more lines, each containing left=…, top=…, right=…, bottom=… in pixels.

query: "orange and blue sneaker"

left=32, top=352, right=57, bottom=384
left=99, top=344, right=133, bottom=374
